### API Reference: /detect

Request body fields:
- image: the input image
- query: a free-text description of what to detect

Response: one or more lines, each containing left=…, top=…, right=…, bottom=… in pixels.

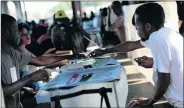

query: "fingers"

left=37, top=69, right=49, bottom=82
left=87, top=50, right=97, bottom=58
left=128, top=99, right=140, bottom=107
left=128, top=96, right=146, bottom=107
left=87, top=52, right=94, bottom=58
left=40, top=73, right=49, bottom=82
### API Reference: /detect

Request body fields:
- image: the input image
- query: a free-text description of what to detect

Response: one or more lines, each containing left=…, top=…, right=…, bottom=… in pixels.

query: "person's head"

left=31, top=20, right=37, bottom=29
left=54, top=10, right=70, bottom=25
left=84, top=12, right=87, bottom=17
left=18, top=23, right=31, bottom=46
left=132, top=3, right=165, bottom=41
left=1, top=14, right=20, bottom=47
left=39, top=19, right=45, bottom=25
left=111, top=1, right=122, bottom=16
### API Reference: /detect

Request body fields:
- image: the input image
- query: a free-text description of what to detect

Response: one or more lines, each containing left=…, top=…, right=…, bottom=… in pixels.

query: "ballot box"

left=36, top=57, right=128, bottom=108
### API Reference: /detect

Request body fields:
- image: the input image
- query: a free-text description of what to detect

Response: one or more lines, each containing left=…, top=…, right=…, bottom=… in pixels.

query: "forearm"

left=118, top=26, right=126, bottom=42
left=3, top=76, right=31, bottom=97
left=105, top=40, right=143, bottom=53
left=31, top=55, right=73, bottom=66
left=44, top=59, right=68, bottom=69
left=150, top=73, right=170, bottom=104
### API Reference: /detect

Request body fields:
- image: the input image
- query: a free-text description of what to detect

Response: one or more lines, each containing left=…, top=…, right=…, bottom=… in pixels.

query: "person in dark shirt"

left=1, top=14, right=76, bottom=108
left=176, top=1, right=184, bottom=36
left=89, top=11, right=95, bottom=20
left=82, top=12, right=89, bottom=22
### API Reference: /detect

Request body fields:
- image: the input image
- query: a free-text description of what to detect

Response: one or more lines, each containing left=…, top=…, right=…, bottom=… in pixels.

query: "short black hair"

left=132, top=3, right=165, bottom=29
left=1, top=14, right=16, bottom=32
left=18, top=23, right=30, bottom=32
left=112, top=1, right=122, bottom=8
left=122, top=1, right=129, bottom=6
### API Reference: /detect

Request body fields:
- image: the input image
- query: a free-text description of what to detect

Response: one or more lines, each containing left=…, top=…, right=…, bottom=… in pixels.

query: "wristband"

left=151, top=97, right=158, bottom=102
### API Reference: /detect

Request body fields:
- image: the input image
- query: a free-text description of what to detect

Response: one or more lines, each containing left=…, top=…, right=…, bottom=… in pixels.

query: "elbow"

left=3, top=86, right=14, bottom=97
left=165, top=78, right=170, bottom=89
left=165, top=74, right=170, bottom=87
left=160, top=75, right=171, bottom=91
left=35, top=59, right=46, bottom=66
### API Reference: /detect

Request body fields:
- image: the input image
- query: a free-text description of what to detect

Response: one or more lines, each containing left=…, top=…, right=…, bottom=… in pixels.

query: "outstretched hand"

left=87, top=49, right=106, bottom=58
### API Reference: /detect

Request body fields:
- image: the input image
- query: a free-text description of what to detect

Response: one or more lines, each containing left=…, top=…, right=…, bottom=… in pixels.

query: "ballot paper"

left=42, top=58, right=122, bottom=90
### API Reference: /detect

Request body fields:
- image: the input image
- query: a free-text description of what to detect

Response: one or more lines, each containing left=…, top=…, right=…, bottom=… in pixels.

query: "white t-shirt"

left=141, top=27, right=183, bottom=107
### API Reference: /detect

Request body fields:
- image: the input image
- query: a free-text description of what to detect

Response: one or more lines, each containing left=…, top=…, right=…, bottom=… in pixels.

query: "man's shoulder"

left=10, top=48, right=21, bottom=57
left=10, top=48, right=32, bottom=61
left=150, top=27, right=172, bottom=41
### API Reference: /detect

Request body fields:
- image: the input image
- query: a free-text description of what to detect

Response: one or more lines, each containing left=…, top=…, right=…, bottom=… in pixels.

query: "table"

left=36, top=58, right=128, bottom=108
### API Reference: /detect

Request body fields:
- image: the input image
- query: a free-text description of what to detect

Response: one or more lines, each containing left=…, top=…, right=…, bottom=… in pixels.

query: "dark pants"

left=21, top=96, right=51, bottom=108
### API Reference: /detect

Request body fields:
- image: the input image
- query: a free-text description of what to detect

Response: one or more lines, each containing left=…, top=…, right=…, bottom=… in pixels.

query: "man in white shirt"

left=88, top=3, right=183, bottom=108
left=108, top=1, right=126, bottom=43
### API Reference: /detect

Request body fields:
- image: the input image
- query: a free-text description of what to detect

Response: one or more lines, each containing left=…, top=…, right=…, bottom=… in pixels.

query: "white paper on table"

left=42, top=58, right=122, bottom=90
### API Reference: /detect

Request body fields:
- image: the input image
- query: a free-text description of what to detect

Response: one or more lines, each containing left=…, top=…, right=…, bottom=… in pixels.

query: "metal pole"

left=23, top=0, right=28, bottom=22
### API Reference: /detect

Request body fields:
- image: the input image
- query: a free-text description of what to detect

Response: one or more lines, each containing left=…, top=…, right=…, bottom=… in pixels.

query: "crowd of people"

left=1, top=1, right=183, bottom=108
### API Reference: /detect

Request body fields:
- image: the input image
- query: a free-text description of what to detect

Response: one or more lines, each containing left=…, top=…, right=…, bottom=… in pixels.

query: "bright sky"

left=24, top=2, right=59, bottom=12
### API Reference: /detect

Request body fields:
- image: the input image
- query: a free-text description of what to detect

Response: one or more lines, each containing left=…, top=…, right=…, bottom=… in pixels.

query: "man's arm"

left=88, top=40, right=144, bottom=57
left=44, top=59, right=68, bottom=69
left=29, top=55, right=73, bottom=66
left=3, top=69, right=48, bottom=97
left=106, top=40, right=144, bottom=53
left=148, top=39, right=172, bottom=105
left=3, top=76, right=31, bottom=97
left=148, top=72, right=170, bottom=105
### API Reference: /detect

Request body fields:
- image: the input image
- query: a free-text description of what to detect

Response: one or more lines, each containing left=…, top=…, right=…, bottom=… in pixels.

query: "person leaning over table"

left=88, top=3, right=183, bottom=108
left=1, top=14, right=79, bottom=108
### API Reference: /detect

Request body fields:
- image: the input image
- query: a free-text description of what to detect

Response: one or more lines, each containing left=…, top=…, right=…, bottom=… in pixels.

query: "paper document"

left=42, top=58, right=122, bottom=90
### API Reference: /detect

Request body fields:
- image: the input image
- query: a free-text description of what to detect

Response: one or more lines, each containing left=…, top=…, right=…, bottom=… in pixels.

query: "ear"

left=2, top=28, right=10, bottom=37
left=145, top=23, right=151, bottom=32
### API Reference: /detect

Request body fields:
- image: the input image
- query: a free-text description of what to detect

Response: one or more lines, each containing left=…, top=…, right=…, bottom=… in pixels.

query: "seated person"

left=49, top=10, right=90, bottom=55
left=17, top=23, right=41, bottom=108
left=18, top=23, right=35, bottom=56
left=1, top=14, right=77, bottom=108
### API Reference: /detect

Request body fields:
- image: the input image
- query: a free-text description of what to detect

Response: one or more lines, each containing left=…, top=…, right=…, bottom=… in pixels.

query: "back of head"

left=54, top=10, right=70, bottom=25
left=112, top=1, right=122, bottom=9
left=1, top=14, right=16, bottom=37
left=122, top=1, right=129, bottom=6
left=18, top=23, right=30, bottom=32
left=132, top=3, right=165, bottom=30
left=51, top=21, right=89, bottom=53
left=111, top=1, right=123, bottom=16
